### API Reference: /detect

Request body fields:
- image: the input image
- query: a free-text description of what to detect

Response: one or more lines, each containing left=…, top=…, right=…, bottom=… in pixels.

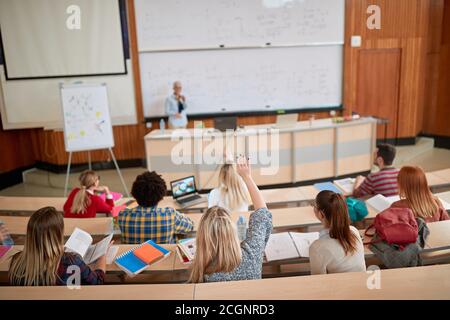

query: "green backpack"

left=346, top=197, right=369, bottom=222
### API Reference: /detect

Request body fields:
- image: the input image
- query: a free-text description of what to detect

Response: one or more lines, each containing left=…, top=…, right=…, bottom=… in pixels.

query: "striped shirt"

left=118, top=206, right=194, bottom=244
left=353, top=167, right=400, bottom=197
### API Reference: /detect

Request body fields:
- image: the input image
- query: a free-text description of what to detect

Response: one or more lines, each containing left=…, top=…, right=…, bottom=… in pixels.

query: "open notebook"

left=366, top=194, right=450, bottom=213
left=265, top=232, right=319, bottom=262
left=64, top=228, right=113, bottom=264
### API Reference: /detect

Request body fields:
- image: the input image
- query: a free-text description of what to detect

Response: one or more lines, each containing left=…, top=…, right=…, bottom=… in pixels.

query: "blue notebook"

left=314, top=182, right=343, bottom=194
left=115, top=240, right=170, bottom=276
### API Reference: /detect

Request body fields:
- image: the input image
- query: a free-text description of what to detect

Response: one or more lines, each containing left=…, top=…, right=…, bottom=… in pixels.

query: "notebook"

left=133, top=242, right=164, bottom=264
left=264, top=232, right=319, bottom=262
left=64, top=228, right=113, bottom=264
left=314, top=182, right=343, bottom=194
left=365, top=194, right=400, bottom=213
left=177, top=238, right=196, bottom=261
left=333, top=178, right=355, bottom=194
left=115, top=240, right=170, bottom=276
left=99, top=191, right=123, bottom=202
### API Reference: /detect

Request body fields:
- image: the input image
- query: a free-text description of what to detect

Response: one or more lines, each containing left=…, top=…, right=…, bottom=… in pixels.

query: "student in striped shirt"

left=353, top=143, right=399, bottom=198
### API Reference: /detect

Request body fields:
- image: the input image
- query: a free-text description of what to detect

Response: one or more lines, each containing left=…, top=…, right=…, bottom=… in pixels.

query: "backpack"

left=346, top=197, right=369, bottom=222
left=365, top=207, right=418, bottom=249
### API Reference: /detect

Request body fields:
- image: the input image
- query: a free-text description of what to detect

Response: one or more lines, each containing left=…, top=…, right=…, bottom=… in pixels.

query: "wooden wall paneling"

left=355, top=49, right=401, bottom=139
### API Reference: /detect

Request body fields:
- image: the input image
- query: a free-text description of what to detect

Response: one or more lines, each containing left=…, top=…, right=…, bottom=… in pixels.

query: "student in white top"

left=208, top=163, right=250, bottom=212
left=309, top=190, right=366, bottom=275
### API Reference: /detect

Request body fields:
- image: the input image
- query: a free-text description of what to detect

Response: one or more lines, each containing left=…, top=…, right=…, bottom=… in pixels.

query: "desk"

left=1, top=216, right=113, bottom=236
left=145, top=117, right=377, bottom=189
left=193, top=264, right=450, bottom=300
left=0, top=283, right=195, bottom=300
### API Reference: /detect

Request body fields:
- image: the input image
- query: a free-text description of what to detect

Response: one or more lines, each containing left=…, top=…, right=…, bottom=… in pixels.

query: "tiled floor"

left=1, top=141, right=450, bottom=197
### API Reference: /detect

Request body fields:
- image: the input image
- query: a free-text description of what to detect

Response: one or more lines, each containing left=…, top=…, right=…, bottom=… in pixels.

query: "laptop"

left=275, top=113, right=298, bottom=128
left=214, top=116, right=237, bottom=132
left=170, top=176, right=205, bottom=208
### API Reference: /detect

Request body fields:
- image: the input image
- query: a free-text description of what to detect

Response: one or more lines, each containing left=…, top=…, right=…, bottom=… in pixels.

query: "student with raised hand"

left=9, top=207, right=107, bottom=286
left=309, top=190, right=366, bottom=275
left=208, top=163, right=250, bottom=212
left=189, top=156, right=273, bottom=283
left=353, top=143, right=400, bottom=198
left=118, top=171, right=194, bottom=244
left=64, top=170, right=114, bottom=218
left=390, top=166, right=449, bottom=222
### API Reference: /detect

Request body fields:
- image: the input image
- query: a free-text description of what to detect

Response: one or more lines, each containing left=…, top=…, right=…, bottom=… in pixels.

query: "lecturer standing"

left=165, top=81, right=188, bottom=129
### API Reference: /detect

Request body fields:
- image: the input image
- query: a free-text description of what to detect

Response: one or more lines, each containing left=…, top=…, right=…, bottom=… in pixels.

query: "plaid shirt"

left=118, top=206, right=194, bottom=244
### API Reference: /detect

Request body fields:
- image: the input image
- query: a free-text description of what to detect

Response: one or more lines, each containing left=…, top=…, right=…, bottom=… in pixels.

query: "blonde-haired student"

left=208, top=163, right=250, bottom=212
left=9, top=207, right=108, bottom=286
left=390, top=166, right=449, bottom=222
left=309, top=190, right=366, bottom=275
left=190, top=157, right=272, bottom=283
left=64, top=170, right=114, bottom=218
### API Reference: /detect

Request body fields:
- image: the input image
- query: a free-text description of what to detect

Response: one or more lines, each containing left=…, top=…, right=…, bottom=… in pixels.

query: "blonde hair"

left=9, top=207, right=65, bottom=286
left=217, top=164, right=250, bottom=211
left=189, top=206, right=242, bottom=283
left=397, top=166, right=440, bottom=219
left=71, top=170, right=98, bottom=214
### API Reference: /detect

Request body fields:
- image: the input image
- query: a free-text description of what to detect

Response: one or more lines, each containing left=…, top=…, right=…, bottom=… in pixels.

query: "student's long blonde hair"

left=397, top=166, right=440, bottom=219
left=9, top=207, right=65, bottom=286
left=189, top=206, right=242, bottom=283
left=217, top=164, right=250, bottom=211
left=71, top=170, right=98, bottom=214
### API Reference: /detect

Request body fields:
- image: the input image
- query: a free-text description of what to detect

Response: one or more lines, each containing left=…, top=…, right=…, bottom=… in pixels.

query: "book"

left=176, top=246, right=192, bottom=264
left=314, top=182, right=342, bottom=194
left=365, top=194, right=400, bottom=213
left=178, top=238, right=196, bottom=261
left=133, top=242, right=164, bottom=264
left=333, top=178, right=355, bottom=194
left=264, top=232, right=319, bottom=262
left=114, top=240, right=170, bottom=276
left=64, top=228, right=113, bottom=264
left=0, top=245, right=12, bottom=259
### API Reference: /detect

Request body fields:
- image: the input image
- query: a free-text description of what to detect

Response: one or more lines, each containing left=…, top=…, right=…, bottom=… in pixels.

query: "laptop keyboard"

left=178, top=194, right=202, bottom=204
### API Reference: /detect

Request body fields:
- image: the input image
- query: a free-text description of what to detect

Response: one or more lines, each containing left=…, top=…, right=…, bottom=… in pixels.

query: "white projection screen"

left=0, top=0, right=125, bottom=79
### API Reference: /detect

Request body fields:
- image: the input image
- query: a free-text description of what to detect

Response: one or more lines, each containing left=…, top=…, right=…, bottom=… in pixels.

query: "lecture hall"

left=0, top=0, right=449, bottom=311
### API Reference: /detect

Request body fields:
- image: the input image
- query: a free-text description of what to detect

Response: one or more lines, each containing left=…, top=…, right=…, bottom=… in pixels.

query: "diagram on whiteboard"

left=60, top=84, right=115, bottom=152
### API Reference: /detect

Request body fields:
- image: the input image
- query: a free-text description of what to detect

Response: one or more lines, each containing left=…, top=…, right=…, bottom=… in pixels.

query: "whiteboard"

left=135, top=0, right=345, bottom=51
left=141, top=45, right=343, bottom=118
left=60, top=84, right=114, bottom=152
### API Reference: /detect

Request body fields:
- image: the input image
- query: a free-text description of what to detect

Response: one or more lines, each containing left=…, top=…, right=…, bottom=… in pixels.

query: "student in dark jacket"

left=9, top=207, right=108, bottom=286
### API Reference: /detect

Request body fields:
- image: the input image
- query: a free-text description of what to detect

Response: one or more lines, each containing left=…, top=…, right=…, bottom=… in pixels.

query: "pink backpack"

left=365, top=207, right=418, bottom=247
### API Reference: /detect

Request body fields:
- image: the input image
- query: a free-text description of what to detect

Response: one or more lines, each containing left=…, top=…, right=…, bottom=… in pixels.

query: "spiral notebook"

left=114, top=240, right=170, bottom=276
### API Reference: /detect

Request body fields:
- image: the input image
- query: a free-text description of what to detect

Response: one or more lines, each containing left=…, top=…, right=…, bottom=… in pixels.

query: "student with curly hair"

left=118, top=171, right=194, bottom=244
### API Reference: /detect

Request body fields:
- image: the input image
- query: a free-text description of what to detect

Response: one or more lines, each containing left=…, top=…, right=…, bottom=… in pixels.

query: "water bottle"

left=237, top=216, right=247, bottom=241
left=159, top=118, right=166, bottom=134
left=0, top=221, right=14, bottom=246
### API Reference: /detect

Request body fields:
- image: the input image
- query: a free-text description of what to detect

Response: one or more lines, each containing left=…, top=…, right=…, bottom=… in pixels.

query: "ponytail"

left=315, top=191, right=358, bottom=255
left=70, top=171, right=97, bottom=214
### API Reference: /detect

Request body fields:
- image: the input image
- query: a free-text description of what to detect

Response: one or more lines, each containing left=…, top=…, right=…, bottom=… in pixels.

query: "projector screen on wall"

left=0, top=0, right=126, bottom=79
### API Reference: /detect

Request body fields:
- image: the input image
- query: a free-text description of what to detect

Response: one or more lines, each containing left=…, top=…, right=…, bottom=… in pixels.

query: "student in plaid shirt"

left=118, top=171, right=194, bottom=244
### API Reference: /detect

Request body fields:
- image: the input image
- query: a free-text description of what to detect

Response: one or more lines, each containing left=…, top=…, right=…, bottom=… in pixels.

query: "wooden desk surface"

left=429, top=168, right=450, bottom=183
left=0, top=216, right=113, bottom=236
left=194, top=264, right=450, bottom=300
left=0, top=283, right=195, bottom=300
left=1, top=264, right=448, bottom=300
left=0, top=196, right=66, bottom=212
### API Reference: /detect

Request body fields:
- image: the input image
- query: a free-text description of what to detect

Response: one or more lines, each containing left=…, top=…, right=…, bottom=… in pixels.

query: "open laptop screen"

left=171, top=176, right=197, bottom=199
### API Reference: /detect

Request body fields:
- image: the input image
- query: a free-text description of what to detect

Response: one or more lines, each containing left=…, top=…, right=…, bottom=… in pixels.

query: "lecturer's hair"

left=218, top=164, right=250, bottom=211
left=71, top=170, right=98, bottom=214
left=9, top=207, right=64, bottom=286
left=314, top=191, right=358, bottom=255
left=189, top=206, right=242, bottom=283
